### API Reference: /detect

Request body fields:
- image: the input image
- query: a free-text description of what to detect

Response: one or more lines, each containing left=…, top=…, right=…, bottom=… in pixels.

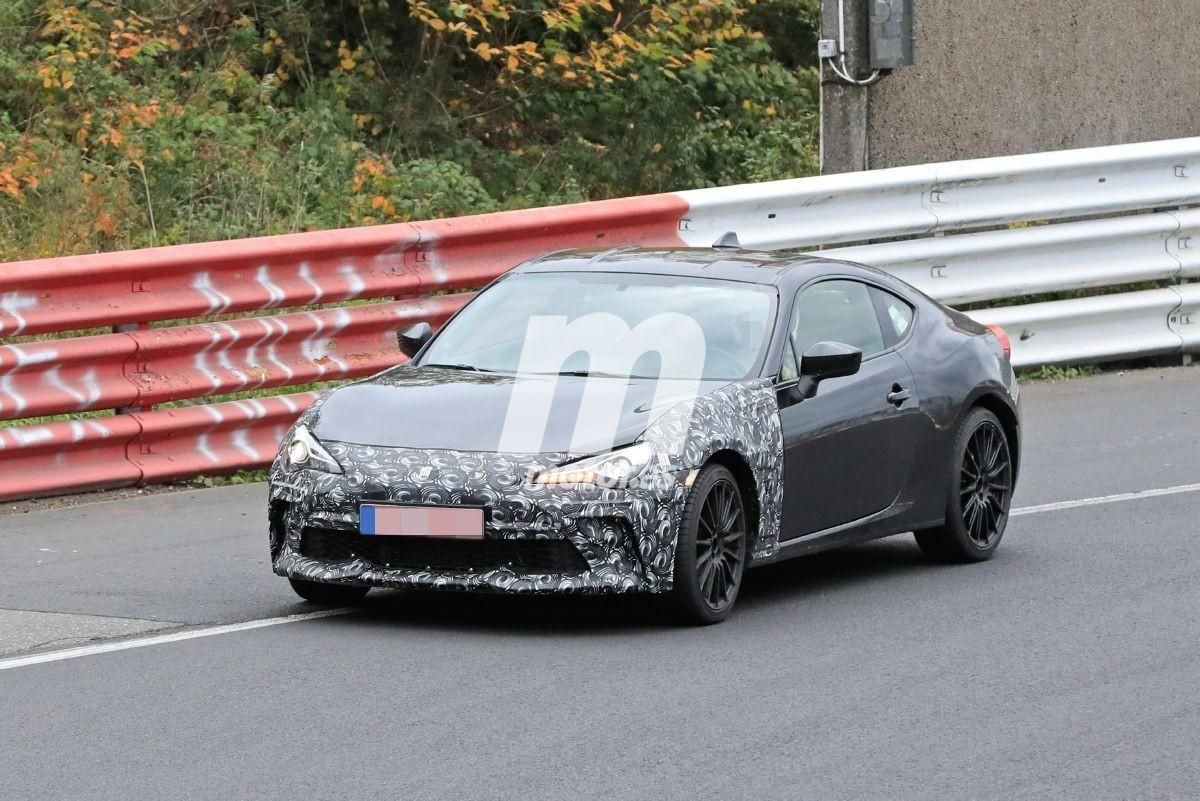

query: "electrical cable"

left=825, top=55, right=883, bottom=86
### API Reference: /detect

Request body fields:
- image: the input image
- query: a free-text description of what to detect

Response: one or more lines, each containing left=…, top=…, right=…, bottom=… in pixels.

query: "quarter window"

left=871, top=287, right=915, bottom=344
left=789, top=280, right=886, bottom=359
left=779, top=338, right=799, bottom=382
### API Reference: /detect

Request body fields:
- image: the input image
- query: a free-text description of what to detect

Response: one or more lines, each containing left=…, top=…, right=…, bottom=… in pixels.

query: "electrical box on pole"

left=868, top=0, right=915, bottom=69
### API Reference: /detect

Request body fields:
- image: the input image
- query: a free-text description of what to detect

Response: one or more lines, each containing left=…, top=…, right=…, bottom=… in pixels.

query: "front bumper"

left=269, top=443, right=689, bottom=595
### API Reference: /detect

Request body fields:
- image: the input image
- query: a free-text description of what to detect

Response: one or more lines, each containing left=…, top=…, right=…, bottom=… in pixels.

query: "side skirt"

left=749, top=504, right=943, bottom=567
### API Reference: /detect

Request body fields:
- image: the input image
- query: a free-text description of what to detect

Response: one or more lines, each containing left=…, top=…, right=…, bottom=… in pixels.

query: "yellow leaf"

left=426, top=17, right=447, bottom=31
left=340, top=58, right=356, bottom=70
left=506, top=54, right=519, bottom=71
left=370, top=195, right=387, bottom=210
left=93, top=213, right=117, bottom=237
left=178, top=24, right=189, bottom=36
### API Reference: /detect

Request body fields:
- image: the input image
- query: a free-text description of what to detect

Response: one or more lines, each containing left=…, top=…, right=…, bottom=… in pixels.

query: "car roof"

left=511, top=246, right=861, bottom=287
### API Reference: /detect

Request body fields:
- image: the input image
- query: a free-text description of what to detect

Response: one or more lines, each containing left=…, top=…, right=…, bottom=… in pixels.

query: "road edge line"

left=0, top=607, right=354, bottom=672
left=1012, top=481, right=1200, bottom=517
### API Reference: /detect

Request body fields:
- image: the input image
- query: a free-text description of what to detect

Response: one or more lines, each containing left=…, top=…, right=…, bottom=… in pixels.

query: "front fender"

left=642, top=379, right=784, bottom=561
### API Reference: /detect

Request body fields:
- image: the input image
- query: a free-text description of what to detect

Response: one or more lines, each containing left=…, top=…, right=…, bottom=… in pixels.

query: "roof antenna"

left=712, top=231, right=741, bottom=251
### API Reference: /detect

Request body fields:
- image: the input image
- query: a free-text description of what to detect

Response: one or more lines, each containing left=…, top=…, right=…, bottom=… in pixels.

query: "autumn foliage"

left=0, top=0, right=818, bottom=260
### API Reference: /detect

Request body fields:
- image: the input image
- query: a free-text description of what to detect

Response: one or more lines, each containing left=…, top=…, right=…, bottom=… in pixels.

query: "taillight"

left=985, top=323, right=1011, bottom=360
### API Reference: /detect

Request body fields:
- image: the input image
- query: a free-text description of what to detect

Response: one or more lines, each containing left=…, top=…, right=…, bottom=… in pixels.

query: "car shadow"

left=736, top=536, right=940, bottom=610
left=335, top=535, right=948, bottom=636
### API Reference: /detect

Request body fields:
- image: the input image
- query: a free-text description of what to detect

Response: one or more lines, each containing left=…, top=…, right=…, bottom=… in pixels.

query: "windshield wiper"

left=552, top=369, right=636, bottom=379
left=423, top=362, right=490, bottom=373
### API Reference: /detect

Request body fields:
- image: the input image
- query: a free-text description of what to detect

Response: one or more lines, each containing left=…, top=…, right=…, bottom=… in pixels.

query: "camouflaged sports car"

left=268, top=245, right=1020, bottom=624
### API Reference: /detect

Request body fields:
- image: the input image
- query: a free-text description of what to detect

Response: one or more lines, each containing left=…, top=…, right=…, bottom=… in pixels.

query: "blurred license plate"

left=359, top=504, right=484, bottom=539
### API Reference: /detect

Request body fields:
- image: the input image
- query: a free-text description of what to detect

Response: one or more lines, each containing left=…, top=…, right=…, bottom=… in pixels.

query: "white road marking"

left=1012, top=481, right=1200, bottom=517
left=0, top=608, right=354, bottom=672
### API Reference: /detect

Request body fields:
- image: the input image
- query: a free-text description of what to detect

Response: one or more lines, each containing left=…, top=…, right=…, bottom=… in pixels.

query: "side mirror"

left=397, top=322, right=433, bottom=358
left=796, top=341, right=862, bottom=399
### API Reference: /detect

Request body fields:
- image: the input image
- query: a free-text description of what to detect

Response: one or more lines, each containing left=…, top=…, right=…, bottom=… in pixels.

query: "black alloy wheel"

left=960, top=419, right=1012, bottom=548
left=670, top=464, right=749, bottom=624
left=915, top=407, right=1013, bottom=562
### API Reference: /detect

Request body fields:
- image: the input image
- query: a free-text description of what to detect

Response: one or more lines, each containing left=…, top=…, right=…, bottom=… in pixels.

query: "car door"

left=777, top=279, right=921, bottom=540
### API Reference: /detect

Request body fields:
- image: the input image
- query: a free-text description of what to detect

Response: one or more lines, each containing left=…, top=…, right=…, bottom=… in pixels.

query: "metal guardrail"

left=676, top=137, right=1200, bottom=248
left=973, top=283, right=1199, bottom=367
left=1, top=137, right=1197, bottom=499
left=819, top=209, right=1200, bottom=306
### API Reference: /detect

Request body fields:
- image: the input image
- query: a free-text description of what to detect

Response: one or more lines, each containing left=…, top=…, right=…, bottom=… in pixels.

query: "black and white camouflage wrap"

left=270, top=380, right=783, bottom=595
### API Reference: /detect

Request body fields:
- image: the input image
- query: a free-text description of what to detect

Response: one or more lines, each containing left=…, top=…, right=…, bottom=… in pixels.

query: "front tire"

left=915, top=407, right=1013, bottom=562
left=288, top=578, right=370, bottom=606
left=668, top=464, right=749, bottom=625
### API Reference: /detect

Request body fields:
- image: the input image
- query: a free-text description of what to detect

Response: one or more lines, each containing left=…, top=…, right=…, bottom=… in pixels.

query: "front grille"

left=300, top=528, right=590, bottom=575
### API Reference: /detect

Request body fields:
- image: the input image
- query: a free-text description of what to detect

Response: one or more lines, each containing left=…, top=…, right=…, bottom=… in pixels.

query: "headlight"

left=531, top=443, right=653, bottom=488
left=283, top=425, right=342, bottom=474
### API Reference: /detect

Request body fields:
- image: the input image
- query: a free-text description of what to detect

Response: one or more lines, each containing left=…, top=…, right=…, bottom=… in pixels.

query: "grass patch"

left=1017, top=364, right=1101, bottom=382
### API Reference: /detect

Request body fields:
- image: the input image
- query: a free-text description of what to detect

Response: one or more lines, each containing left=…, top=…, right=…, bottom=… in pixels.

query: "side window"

left=789, top=280, right=886, bottom=359
left=870, top=287, right=915, bottom=346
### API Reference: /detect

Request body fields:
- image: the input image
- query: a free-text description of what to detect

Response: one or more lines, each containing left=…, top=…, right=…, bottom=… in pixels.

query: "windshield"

left=418, top=271, right=776, bottom=381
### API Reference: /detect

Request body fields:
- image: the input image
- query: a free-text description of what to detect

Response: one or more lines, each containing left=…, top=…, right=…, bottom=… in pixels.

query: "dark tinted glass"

left=790, top=280, right=886, bottom=358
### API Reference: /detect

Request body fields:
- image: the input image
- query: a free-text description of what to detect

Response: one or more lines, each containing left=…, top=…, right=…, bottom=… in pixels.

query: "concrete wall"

left=822, top=0, right=1200, bottom=172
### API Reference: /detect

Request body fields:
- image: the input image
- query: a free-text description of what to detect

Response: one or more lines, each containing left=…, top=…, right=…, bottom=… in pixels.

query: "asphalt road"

left=1, top=366, right=1197, bottom=800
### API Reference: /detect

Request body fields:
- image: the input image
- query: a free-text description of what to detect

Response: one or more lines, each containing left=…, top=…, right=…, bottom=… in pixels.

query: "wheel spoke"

left=717, top=556, right=734, bottom=591
left=980, top=500, right=996, bottom=540
left=978, top=430, right=992, bottom=470
left=965, top=496, right=982, bottom=540
left=700, top=558, right=716, bottom=597
left=964, top=446, right=980, bottom=477
left=710, top=561, right=725, bottom=605
left=720, top=489, right=736, bottom=530
left=985, top=428, right=999, bottom=470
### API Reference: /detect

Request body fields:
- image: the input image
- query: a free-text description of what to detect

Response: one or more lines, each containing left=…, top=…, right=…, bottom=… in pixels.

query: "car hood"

left=312, top=365, right=730, bottom=455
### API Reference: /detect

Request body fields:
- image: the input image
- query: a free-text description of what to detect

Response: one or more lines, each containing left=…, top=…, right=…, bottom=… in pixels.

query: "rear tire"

left=668, top=464, right=749, bottom=625
left=288, top=578, right=370, bottom=606
left=915, top=407, right=1013, bottom=563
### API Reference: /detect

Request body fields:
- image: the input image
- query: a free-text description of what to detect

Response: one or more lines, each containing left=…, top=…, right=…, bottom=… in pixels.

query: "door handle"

left=887, top=385, right=911, bottom=406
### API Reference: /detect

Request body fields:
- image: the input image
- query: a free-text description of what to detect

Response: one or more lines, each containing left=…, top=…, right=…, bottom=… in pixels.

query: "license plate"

left=358, top=504, right=484, bottom=539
